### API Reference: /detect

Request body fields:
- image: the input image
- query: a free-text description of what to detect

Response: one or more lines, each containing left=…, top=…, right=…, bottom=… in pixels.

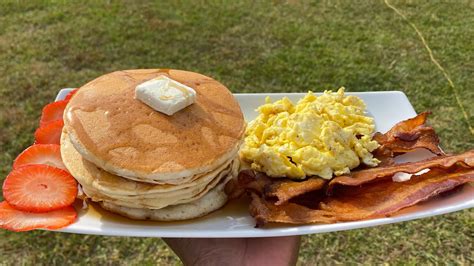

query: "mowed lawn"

left=1, top=1, right=473, bottom=265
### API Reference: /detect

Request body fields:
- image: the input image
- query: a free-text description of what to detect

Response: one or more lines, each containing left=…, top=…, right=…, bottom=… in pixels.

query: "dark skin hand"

left=164, top=236, right=301, bottom=266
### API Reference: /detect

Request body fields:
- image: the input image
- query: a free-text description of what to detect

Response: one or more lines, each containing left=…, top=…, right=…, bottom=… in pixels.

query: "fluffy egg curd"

left=240, top=88, right=380, bottom=180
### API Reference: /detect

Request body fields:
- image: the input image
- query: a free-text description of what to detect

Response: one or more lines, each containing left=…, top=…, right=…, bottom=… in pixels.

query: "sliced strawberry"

left=64, top=88, right=79, bottom=101
left=34, top=120, right=64, bottom=145
left=39, top=100, right=68, bottom=126
left=3, top=165, right=77, bottom=212
left=13, top=144, right=67, bottom=171
left=0, top=201, right=76, bottom=232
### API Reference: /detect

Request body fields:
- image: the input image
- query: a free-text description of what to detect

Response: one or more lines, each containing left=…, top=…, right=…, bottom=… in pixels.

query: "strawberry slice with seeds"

left=64, top=89, right=79, bottom=101
left=3, top=165, right=77, bottom=212
left=39, top=100, right=68, bottom=126
left=34, top=120, right=64, bottom=145
left=0, top=201, right=77, bottom=232
left=13, top=144, right=67, bottom=171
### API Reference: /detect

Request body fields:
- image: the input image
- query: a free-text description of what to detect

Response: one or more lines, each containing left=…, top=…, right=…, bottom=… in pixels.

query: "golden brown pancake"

left=99, top=180, right=230, bottom=221
left=64, top=69, right=245, bottom=183
left=61, top=129, right=239, bottom=210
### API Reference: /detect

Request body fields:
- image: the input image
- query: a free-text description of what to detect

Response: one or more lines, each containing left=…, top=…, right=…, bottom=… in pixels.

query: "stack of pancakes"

left=60, top=69, right=245, bottom=221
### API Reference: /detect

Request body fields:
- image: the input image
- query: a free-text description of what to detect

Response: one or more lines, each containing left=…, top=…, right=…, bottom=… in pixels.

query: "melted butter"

left=159, top=95, right=175, bottom=100
left=152, top=74, right=194, bottom=100
left=169, top=80, right=192, bottom=98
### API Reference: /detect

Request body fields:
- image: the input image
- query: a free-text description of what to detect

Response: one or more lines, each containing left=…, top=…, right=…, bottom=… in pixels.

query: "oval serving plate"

left=55, top=89, right=474, bottom=238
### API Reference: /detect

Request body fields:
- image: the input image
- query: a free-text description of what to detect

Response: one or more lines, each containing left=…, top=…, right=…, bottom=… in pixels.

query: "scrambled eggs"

left=240, top=88, right=380, bottom=180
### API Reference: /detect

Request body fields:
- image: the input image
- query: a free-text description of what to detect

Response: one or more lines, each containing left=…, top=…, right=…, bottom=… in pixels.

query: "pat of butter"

left=135, top=75, right=196, bottom=116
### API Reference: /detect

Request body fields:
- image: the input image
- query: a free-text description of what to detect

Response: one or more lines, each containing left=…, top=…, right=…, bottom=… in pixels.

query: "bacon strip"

left=374, top=112, right=430, bottom=143
left=327, top=150, right=474, bottom=194
left=249, top=193, right=336, bottom=226
left=226, top=169, right=270, bottom=199
left=372, top=146, right=396, bottom=167
left=265, top=177, right=326, bottom=205
left=373, top=112, right=443, bottom=162
left=375, top=127, right=442, bottom=155
left=227, top=169, right=327, bottom=205
left=250, top=169, right=473, bottom=226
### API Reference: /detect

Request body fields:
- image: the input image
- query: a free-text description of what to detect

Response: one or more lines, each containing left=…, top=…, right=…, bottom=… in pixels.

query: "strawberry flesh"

left=3, top=165, right=77, bottom=213
left=39, top=100, right=68, bottom=126
left=13, top=144, right=67, bottom=171
left=0, top=201, right=77, bottom=232
left=34, top=120, right=64, bottom=145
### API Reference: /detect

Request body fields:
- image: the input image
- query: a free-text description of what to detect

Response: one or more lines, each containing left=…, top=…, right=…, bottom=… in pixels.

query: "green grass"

left=1, top=1, right=473, bottom=265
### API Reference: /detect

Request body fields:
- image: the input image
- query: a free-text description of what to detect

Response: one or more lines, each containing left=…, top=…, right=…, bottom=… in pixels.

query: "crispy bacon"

left=249, top=193, right=335, bottom=226
left=327, top=150, right=474, bottom=194
left=374, top=112, right=431, bottom=143
left=227, top=169, right=327, bottom=205
left=250, top=169, right=473, bottom=226
left=265, top=177, right=326, bottom=205
left=226, top=169, right=270, bottom=199
left=372, top=146, right=396, bottom=167
left=373, top=112, right=444, bottom=163
left=376, top=127, right=442, bottom=155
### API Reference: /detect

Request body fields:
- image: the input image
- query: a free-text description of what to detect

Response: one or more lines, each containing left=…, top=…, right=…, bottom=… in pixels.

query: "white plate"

left=55, top=89, right=474, bottom=238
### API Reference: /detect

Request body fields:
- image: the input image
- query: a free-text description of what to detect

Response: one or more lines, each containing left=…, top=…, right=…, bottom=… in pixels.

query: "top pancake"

left=64, top=69, right=245, bottom=182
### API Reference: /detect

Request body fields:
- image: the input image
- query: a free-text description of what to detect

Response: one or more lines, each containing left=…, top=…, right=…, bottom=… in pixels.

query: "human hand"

left=164, top=236, right=301, bottom=266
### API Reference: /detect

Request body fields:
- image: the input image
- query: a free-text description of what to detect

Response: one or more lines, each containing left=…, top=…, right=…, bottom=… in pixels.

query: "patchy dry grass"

left=0, top=1, right=472, bottom=265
